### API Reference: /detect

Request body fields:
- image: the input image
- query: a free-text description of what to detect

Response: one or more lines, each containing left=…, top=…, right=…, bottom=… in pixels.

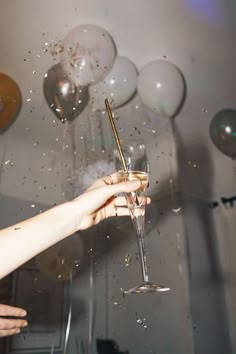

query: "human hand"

left=71, top=173, right=151, bottom=231
left=0, top=304, right=27, bottom=337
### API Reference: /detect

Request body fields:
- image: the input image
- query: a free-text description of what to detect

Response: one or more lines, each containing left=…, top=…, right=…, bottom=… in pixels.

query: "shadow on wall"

left=174, top=122, right=232, bottom=354
left=97, top=339, right=129, bottom=354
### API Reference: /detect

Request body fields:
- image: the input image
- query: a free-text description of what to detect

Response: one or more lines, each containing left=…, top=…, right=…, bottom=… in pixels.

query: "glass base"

left=124, top=282, right=170, bottom=294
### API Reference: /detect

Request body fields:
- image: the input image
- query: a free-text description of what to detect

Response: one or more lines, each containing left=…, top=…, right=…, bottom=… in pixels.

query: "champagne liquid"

left=118, top=170, right=148, bottom=187
left=118, top=170, right=148, bottom=211
left=118, top=170, right=148, bottom=212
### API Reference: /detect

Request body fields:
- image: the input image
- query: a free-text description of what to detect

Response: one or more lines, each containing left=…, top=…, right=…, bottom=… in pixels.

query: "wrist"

left=61, top=200, right=82, bottom=235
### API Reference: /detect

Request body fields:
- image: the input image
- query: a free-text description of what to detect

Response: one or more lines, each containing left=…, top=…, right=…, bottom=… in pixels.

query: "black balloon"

left=43, top=63, right=89, bottom=122
left=209, top=109, right=236, bottom=159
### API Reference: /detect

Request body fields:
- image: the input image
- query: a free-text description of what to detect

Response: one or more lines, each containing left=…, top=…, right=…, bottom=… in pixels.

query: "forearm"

left=0, top=201, right=79, bottom=279
left=0, top=175, right=142, bottom=279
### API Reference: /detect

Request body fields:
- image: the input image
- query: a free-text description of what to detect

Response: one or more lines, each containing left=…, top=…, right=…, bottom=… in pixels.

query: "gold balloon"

left=0, top=72, right=21, bottom=131
left=35, top=236, right=83, bottom=281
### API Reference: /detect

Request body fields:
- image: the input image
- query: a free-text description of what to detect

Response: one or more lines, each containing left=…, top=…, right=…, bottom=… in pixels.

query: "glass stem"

left=132, top=213, right=149, bottom=283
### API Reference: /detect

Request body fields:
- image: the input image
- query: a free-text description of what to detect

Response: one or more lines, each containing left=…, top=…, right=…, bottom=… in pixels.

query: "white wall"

left=0, top=0, right=236, bottom=353
left=182, top=195, right=233, bottom=354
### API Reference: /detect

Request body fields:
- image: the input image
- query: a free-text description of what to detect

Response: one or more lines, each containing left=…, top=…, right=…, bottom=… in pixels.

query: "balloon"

left=61, top=24, right=116, bottom=86
left=0, top=72, right=21, bottom=131
left=43, top=63, right=89, bottom=122
left=209, top=109, right=236, bottom=159
left=36, top=235, right=83, bottom=281
left=89, top=56, right=138, bottom=111
left=137, top=60, right=185, bottom=118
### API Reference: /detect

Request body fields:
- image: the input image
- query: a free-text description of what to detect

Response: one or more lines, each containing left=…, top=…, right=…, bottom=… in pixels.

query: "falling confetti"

left=4, top=160, right=14, bottom=167
left=124, top=254, right=132, bottom=267
left=49, top=40, right=64, bottom=58
left=113, top=301, right=127, bottom=310
left=172, top=208, right=181, bottom=213
left=74, top=260, right=80, bottom=268
left=136, top=313, right=148, bottom=329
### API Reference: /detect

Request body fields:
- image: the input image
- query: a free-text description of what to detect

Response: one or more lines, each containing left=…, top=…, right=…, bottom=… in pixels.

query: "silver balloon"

left=43, top=63, right=89, bottom=122
left=210, top=109, right=236, bottom=159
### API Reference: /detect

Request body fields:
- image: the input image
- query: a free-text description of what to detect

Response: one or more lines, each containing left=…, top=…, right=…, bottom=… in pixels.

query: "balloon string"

left=168, top=119, right=178, bottom=203
left=75, top=336, right=80, bottom=353
left=83, top=135, right=89, bottom=164
left=61, top=121, right=77, bottom=200
left=0, top=145, right=7, bottom=189
left=105, top=225, right=110, bottom=338
left=71, top=87, right=79, bottom=175
left=88, top=107, right=96, bottom=153
left=50, top=344, right=54, bottom=354
left=233, top=159, right=236, bottom=187
left=62, top=120, right=69, bottom=152
left=88, top=238, right=96, bottom=350
left=70, top=121, right=77, bottom=197
left=97, top=111, right=106, bottom=152
left=63, top=271, right=73, bottom=354
left=61, top=121, right=70, bottom=202
left=74, top=86, right=79, bottom=121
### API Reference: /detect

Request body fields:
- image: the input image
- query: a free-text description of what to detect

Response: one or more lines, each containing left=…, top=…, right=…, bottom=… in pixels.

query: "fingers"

left=145, top=197, right=151, bottom=205
left=73, top=175, right=151, bottom=231
left=0, top=304, right=27, bottom=317
left=85, top=179, right=141, bottom=213
left=0, top=318, right=28, bottom=330
left=0, top=305, right=28, bottom=337
left=83, top=179, right=148, bottom=217
left=0, top=317, right=28, bottom=338
left=113, top=206, right=130, bottom=217
left=107, top=173, right=119, bottom=184
left=0, top=328, right=21, bottom=337
left=86, top=173, right=142, bottom=196
left=102, top=174, right=118, bottom=185
left=104, top=179, right=141, bottom=198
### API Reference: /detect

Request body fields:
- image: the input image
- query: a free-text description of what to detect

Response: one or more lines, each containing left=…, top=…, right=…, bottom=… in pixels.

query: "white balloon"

left=61, top=24, right=116, bottom=86
left=89, top=56, right=138, bottom=111
left=137, top=60, right=185, bottom=118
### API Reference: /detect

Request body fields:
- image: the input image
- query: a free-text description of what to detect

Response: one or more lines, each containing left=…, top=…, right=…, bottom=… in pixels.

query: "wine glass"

left=114, top=138, right=170, bottom=294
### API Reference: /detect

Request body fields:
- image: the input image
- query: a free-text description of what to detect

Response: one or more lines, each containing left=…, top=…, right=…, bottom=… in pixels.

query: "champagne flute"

left=114, top=139, right=170, bottom=294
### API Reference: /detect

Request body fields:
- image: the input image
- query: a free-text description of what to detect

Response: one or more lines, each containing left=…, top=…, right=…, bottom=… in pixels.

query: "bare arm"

left=0, top=174, right=144, bottom=279
left=0, top=202, right=80, bottom=278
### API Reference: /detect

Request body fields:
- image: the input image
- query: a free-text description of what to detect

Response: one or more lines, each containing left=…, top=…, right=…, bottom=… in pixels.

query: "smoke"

left=74, top=159, right=115, bottom=194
